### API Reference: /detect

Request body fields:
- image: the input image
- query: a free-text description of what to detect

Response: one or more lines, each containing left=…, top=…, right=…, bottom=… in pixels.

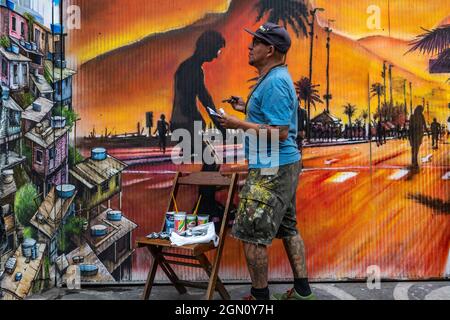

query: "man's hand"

left=223, top=96, right=246, bottom=113
left=218, top=114, right=242, bottom=130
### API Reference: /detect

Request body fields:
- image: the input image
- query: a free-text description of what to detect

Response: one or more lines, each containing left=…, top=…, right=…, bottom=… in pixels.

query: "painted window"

left=7, top=233, right=14, bottom=252
left=117, top=233, right=130, bottom=258
left=22, top=63, right=27, bottom=85
left=8, top=110, right=19, bottom=127
left=12, top=17, right=16, bottom=32
left=35, top=29, right=41, bottom=49
left=49, top=147, right=56, bottom=161
left=1, top=59, right=7, bottom=77
left=101, top=179, right=110, bottom=193
left=21, top=22, right=25, bottom=37
left=36, top=149, right=43, bottom=164
left=13, top=64, right=18, bottom=85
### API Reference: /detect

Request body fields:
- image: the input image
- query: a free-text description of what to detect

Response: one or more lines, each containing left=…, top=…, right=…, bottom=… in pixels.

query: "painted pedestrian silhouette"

left=153, top=114, right=170, bottom=154
left=430, top=118, right=440, bottom=150
left=409, top=105, right=428, bottom=171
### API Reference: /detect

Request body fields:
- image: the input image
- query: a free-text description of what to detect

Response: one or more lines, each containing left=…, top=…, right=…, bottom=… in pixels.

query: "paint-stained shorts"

left=231, top=161, right=301, bottom=246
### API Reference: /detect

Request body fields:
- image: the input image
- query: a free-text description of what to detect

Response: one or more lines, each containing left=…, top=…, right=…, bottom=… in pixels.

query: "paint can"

left=197, top=215, right=210, bottom=225
left=22, top=238, right=37, bottom=260
left=186, top=215, right=197, bottom=229
left=165, top=212, right=176, bottom=233
left=174, top=213, right=187, bottom=234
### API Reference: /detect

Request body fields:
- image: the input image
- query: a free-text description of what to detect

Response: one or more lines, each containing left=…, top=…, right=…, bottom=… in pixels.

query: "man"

left=430, top=118, right=440, bottom=150
left=219, top=23, right=314, bottom=301
left=153, top=114, right=170, bottom=154
left=409, top=105, right=428, bottom=171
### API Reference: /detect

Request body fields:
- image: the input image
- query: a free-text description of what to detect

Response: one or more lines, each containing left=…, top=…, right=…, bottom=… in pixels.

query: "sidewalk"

left=26, top=281, right=450, bottom=300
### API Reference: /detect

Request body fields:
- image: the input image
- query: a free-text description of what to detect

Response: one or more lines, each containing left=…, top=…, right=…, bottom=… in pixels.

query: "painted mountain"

left=66, top=0, right=450, bottom=137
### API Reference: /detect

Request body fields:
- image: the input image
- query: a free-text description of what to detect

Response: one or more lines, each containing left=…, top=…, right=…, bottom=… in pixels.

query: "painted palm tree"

left=370, top=83, right=385, bottom=118
left=343, top=103, right=357, bottom=140
left=408, top=24, right=450, bottom=81
left=295, top=77, right=323, bottom=110
left=361, top=110, right=369, bottom=126
left=255, top=0, right=310, bottom=37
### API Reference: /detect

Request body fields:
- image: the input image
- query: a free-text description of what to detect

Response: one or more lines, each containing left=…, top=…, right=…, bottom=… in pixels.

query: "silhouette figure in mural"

left=430, top=118, right=440, bottom=150
left=170, top=30, right=226, bottom=143
left=409, top=105, right=428, bottom=172
left=376, top=118, right=384, bottom=147
left=170, top=30, right=228, bottom=222
left=297, top=106, right=307, bottom=152
left=153, top=114, right=170, bottom=154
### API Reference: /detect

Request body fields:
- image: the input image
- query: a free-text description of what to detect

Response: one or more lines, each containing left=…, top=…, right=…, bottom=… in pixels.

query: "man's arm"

left=218, top=116, right=290, bottom=141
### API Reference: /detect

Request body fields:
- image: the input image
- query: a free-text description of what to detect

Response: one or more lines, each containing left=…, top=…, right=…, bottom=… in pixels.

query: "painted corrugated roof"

left=70, top=155, right=127, bottom=187
left=85, top=208, right=137, bottom=256
left=21, top=97, right=53, bottom=123
left=29, top=187, right=77, bottom=239
left=31, top=74, right=53, bottom=94
left=64, top=243, right=115, bottom=283
left=0, top=46, right=31, bottom=62
left=3, top=96, right=23, bottom=112
left=24, top=120, right=69, bottom=148
left=44, top=59, right=76, bottom=82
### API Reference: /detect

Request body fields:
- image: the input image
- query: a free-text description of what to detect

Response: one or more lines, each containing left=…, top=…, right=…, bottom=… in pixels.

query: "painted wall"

left=73, top=173, right=121, bottom=212
left=31, top=131, right=68, bottom=176
left=4, top=61, right=28, bottom=90
left=60, top=0, right=450, bottom=283
left=54, top=77, right=72, bottom=105
left=9, top=11, right=28, bottom=41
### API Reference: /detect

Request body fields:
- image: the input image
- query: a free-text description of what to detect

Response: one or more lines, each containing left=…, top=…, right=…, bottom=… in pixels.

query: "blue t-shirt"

left=245, top=66, right=300, bottom=169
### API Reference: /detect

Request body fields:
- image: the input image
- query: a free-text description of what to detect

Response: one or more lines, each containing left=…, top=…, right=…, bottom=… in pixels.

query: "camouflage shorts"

left=231, top=161, right=301, bottom=246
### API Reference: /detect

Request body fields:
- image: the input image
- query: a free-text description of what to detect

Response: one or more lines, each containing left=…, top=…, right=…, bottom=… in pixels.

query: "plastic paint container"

left=174, top=213, right=187, bottom=234
left=186, top=215, right=197, bottom=229
left=197, top=215, right=210, bottom=225
left=165, top=212, right=176, bottom=233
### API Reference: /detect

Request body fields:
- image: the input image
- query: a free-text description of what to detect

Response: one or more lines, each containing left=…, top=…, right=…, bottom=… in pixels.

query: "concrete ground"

left=27, top=281, right=450, bottom=300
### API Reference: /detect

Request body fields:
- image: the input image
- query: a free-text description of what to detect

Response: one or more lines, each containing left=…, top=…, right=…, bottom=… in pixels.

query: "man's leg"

left=243, top=242, right=269, bottom=290
left=283, top=234, right=308, bottom=278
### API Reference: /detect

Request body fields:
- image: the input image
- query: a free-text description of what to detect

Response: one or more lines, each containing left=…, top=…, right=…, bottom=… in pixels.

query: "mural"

left=0, top=0, right=449, bottom=299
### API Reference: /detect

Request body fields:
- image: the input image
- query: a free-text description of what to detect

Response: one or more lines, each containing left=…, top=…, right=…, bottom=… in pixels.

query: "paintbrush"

left=193, top=195, right=202, bottom=216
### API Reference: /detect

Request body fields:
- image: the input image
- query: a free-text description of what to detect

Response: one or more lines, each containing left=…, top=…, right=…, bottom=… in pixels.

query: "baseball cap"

left=245, top=22, right=292, bottom=53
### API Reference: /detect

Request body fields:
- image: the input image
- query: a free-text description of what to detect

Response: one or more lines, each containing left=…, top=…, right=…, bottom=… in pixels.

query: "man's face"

left=248, top=37, right=272, bottom=67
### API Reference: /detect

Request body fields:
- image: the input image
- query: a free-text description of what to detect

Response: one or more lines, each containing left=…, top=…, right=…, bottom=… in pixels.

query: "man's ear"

left=266, top=45, right=276, bottom=58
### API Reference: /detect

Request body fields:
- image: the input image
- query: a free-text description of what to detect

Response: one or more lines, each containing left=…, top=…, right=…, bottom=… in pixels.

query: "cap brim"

left=244, top=28, right=273, bottom=45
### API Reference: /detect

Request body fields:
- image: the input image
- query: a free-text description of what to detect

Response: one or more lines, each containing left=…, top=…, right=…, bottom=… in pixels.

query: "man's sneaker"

left=271, top=288, right=316, bottom=300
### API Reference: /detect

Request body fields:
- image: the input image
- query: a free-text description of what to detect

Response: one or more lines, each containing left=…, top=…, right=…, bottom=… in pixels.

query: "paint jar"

left=186, top=215, right=197, bottom=229
left=197, top=215, right=210, bottom=225
left=174, top=213, right=187, bottom=234
left=165, top=212, right=176, bottom=234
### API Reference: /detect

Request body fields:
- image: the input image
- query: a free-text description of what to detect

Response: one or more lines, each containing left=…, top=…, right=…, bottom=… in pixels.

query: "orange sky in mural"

left=71, top=0, right=449, bottom=137
left=313, top=0, right=450, bottom=39
left=67, top=0, right=231, bottom=64
left=67, top=0, right=450, bottom=65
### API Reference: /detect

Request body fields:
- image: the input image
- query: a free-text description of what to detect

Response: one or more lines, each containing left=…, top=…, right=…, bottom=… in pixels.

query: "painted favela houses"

left=0, top=0, right=137, bottom=299
left=0, top=0, right=449, bottom=299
